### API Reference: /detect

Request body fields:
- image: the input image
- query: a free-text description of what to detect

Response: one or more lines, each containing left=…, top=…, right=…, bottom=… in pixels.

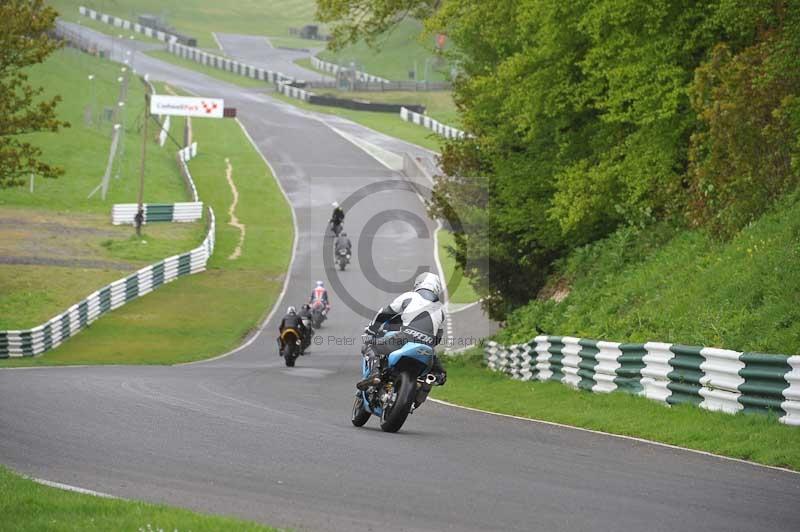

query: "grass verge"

left=50, top=0, right=318, bottom=49
left=270, top=92, right=442, bottom=152
left=434, top=351, right=800, bottom=470
left=318, top=19, right=450, bottom=82
left=0, top=465, right=278, bottom=531
left=0, top=47, right=204, bottom=331
left=1, top=84, right=293, bottom=366
left=438, top=229, right=479, bottom=305
left=145, top=49, right=270, bottom=89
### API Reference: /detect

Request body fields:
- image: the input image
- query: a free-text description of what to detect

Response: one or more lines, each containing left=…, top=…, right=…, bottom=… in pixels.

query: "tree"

left=316, top=0, right=440, bottom=50
left=0, top=0, right=68, bottom=188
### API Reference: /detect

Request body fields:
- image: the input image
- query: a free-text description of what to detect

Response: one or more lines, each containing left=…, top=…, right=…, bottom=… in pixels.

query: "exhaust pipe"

left=424, top=374, right=437, bottom=385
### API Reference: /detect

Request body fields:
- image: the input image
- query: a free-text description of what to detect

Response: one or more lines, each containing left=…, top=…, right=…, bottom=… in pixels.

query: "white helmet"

left=331, top=201, right=339, bottom=208
left=316, top=280, right=324, bottom=288
left=287, top=306, right=296, bottom=315
left=413, top=272, right=442, bottom=298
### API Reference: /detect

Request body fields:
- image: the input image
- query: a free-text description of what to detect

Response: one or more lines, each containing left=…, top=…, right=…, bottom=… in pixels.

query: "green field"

left=434, top=352, right=800, bottom=470
left=318, top=19, right=449, bottom=82
left=50, top=0, right=319, bottom=49
left=0, top=466, right=278, bottom=531
left=438, top=229, right=479, bottom=305
left=0, top=72, right=292, bottom=366
left=0, top=48, right=205, bottom=332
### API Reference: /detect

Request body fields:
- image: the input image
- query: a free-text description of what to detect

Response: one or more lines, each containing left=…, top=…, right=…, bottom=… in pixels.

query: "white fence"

left=310, top=56, right=389, bottom=84
left=78, top=6, right=178, bottom=44
left=166, top=40, right=294, bottom=84
left=400, top=107, right=466, bottom=140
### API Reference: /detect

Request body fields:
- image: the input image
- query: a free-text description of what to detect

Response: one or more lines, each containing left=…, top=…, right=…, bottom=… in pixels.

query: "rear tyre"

left=282, top=344, right=296, bottom=367
left=351, top=395, right=371, bottom=427
left=379, top=371, right=416, bottom=433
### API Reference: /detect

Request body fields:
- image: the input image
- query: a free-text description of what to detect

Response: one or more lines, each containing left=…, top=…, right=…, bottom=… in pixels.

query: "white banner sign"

left=150, top=95, right=224, bottom=118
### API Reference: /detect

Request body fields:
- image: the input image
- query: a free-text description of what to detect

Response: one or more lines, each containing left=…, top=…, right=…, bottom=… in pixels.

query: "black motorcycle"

left=328, top=219, right=343, bottom=237
left=310, top=301, right=326, bottom=329
left=279, top=328, right=302, bottom=367
left=300, top=315, right=314, bottom=352
left=336, top=247, right=349, bottom=271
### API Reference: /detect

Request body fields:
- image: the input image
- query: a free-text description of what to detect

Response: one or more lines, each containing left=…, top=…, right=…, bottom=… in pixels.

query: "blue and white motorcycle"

left=351, top=329, right=437, bottom=433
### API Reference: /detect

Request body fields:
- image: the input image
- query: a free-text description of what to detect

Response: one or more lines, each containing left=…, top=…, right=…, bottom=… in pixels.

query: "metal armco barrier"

left=165, top=41, right=293, bottom=85
left=485, top=337, right=800, bottom=426
left=310, top=56, right=389, bottom=84
left=400, top=107, right=466, bottom=140
left=112, top=202, right=204, bottom=224
left=78, top=6, right=179, bottom=44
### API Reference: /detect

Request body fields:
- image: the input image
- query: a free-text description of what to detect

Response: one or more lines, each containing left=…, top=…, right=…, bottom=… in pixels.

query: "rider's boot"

left=356, top=371, right=380, bottom=391
left=356, top=353, right=381, bottom=390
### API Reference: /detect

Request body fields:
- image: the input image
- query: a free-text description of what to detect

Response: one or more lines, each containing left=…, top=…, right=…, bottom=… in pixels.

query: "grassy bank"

left=0, top=466, right=278, bottom=531
left=1, top=82, right=293, bottom=366
left=270, top=92, right=442, bottom=152
left=498, top=192, right=800, bottom=354
left=0, top=48, right=204, bottom=332
left=438, top=229, right=479, bottom=305
left=318, top=19, right=449, bottom=82
left=433, top=352, right=800, bottom=470
left=50, top=0, right=318, bottom=49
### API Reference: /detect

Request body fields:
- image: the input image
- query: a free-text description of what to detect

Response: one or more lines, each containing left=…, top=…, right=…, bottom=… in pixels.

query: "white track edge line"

left=30, top=476, right=118, bottom=498
left=211, top=32, right=224, bottom=53
left=429, top=398, right=800, bottom=476
left=176, top=118, right=299, bottom=366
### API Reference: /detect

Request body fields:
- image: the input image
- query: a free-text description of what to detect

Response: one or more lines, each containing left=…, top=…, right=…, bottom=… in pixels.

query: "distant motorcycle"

left=336, top=247, right=350, bottom=271
left=351, top=329, right=437, bottom=433
left=310, top=300, right=327, bottom=329
left=279, top=328, right=302, bottom=367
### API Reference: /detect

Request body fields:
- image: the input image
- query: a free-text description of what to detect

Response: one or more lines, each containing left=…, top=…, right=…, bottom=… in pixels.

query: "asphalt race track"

left=1, top=24, right=799, bottom=532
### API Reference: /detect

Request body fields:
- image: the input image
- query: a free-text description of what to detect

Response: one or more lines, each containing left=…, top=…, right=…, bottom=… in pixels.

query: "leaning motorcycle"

left=351, top=330, right=437, bottom=433
left=279, top=328, right=302, bottom=367
left=336, top=247, right=349, bottom=271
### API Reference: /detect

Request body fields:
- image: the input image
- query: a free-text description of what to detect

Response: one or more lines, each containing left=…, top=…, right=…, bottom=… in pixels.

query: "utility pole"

left=136, top=93, right=150, bottom=237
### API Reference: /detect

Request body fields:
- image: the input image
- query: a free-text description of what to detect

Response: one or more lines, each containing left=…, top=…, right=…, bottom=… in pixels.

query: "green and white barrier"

left=0, top=207, right=214, bottom=358
left=310, top=56, right=389, bottom=83
left=78, top=6, right=178, bottom=44
left=165, top=40, right=294, bottom=85
left=400, top=107, right=466, bottom=140
left=485, top=336, right=800, bottom=426
left=111, top=202, right=204, bottom=224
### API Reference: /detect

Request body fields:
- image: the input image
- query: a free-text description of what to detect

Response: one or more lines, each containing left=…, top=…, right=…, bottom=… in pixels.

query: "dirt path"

left=225, top=158, right=245, bottom=260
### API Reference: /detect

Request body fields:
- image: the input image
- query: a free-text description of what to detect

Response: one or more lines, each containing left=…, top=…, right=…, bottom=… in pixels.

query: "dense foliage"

left=0, top=0, right=68, bottom=188
left=321, top=0, right=799, bottom=320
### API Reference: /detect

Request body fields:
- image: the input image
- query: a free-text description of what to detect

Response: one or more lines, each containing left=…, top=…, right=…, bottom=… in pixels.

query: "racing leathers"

left=358, top=288, right=447, bottom=390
